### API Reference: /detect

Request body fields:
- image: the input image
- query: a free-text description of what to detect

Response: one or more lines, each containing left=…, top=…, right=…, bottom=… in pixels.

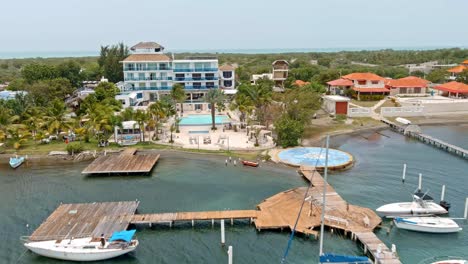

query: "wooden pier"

left=381, top=118, right=468, bottom=159
left=29, top=167, right=400, bottom=263
left=82, top=148, right=160, bottom=174
left=28, top=201, right=139, bottom=241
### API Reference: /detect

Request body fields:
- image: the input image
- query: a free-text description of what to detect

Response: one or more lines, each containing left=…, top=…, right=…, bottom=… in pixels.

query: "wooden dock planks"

left=354, top=232, right=402, bottom=264
left=130, top=210, right=258, bottom=224
left=29, top=201, right=139, bottom=241
left=82, top=148, right=160, bottom=174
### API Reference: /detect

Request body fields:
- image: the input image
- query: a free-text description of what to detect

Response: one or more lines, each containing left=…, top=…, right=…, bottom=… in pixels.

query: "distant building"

left=251, top=73, right=273, bottom=85
left=322, top=95, right=350, bottom=115
left=385, top=76, right=429, bottom=96
left=119, top=41, right=235, bottom=109
left=402, top=61, right=456, bottom=74
left=434, top=81, right=468, bottom=98
left=272, top=60, right=289, bottom=90
left=294, top=80, right=310, bottom=87
left=327, top=72, right=389, bottom=99
left=0, top=90, right=27, bottom=100
left=447, top=60, right=468, bottom=80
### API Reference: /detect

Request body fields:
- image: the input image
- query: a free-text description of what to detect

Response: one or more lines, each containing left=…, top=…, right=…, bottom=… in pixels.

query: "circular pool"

left=277, top=147, right=353, bottom=170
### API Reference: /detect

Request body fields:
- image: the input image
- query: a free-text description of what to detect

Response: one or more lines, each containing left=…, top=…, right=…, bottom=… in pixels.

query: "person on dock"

left=100, top=234, right=106, bottom=248
left=225, top=159, right=228, bottom=166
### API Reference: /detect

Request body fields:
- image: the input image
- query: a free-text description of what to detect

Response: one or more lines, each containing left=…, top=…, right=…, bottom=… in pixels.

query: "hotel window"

left=206, top=82, right=215, bottom=89
left=160, top=63, right=167, bottom=70
left=175, top=74, right=184, bottom=81
left=139, top=73, right=145, bottom=80
left=193, top=82, right=202, bottom=89
left=414, top=87, right=421, bottom=93
left=161, top=82, right=168, bottom=89
left=205, top=73, right=215, bottom=80
left=127, top=73, right=134, bottom=80
left=126, top=63, right=134, bottom=71
left=223, top=71, right=232, bottom=78
left=150, top=82, right=157, bottom=88
left=160, top=72, right=167, bottom=80
left=371, top=81, right=379, bottom=85
left=193, top=74, right=202, bottom=80
left=223, top=80, right=232, bottom=87
left=148, top=63, right=157, bottom=70
left=136, top=63, right=145, bottom=70
left=138, top=83, right=146, bottom=89
left=357, top=80, right=366, bottom=85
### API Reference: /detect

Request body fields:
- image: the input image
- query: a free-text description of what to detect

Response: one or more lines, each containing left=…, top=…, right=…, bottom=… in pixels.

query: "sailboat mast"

left=319, top=135, right=329, bottom=256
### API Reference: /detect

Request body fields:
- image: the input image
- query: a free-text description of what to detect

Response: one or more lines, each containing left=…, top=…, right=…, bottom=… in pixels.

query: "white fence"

left=380, top=106, right=425, bottom=117
left=348, top=107, right=372, bottom=117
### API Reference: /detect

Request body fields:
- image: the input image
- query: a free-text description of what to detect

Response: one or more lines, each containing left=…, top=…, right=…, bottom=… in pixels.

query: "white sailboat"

left=318, top=135, right=372, bottom=264
left=394, top=216, right=462, bottom=233
left=376, top=194, right=448, bottom=218
left=24, top=230, right=138, bottom=262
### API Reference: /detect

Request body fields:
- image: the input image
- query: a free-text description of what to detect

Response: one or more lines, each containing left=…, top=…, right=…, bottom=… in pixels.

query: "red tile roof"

left=462, top=60, right=468, bottom=65
left=219, top=64, right=235, bottom=71
left=447, top=65, right=467, bottom=73
left=327, top=78, right=353, bottom=86
left=342, top=72, right=385, bottom=81
left=434, top=81, right=468, bottom=94
left=123, top=54, right=172, bottom=62
left=294, top=80, right=310, bottom=87
left=352, top=87, right=390, bottom=93
left=385, top=76, right=429, bottom=88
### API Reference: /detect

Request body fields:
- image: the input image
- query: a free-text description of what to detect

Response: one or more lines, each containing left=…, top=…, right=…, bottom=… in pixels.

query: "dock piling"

left=221, top=219, right=225, bottom=246
left=464, top=197, right=468, bottom=220
left=441, top=185, right=446, bottom=201
left=402, top=164, right=406, bottom=183
left=227, top=245, right=233, bottom=264
left=418, top=173, right=422, bottom=191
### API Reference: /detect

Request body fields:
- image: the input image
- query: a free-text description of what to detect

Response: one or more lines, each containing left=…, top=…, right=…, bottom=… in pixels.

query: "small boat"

left=320, top=253, right=372, bottom=264
left=376, top=195, right=448, bottom=218
left=24, top=230, right=138, bottom=262
left=242, top=160, right=259, bottom=167
left=9, top=156, right=25, bottom=169
left=394, top=216, right=462, bottom=233
left=432, top=260, right=467, bottom=264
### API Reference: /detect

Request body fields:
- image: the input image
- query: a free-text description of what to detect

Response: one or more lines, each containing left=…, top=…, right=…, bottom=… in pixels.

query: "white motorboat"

left=394, top=216, right=462, bottom=233
left=24, top=230, right=138, bottom=262
left=376, top=195, right=448, bottom=217
left=432, top=260, right=467, bottom=264
left=9, top=156, right=25, bottom=169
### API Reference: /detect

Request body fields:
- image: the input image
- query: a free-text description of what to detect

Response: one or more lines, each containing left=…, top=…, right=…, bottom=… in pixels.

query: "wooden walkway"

left=354, top=232, right=401, bottom=264
left=28, top=201, right=139, bottom=241
left=381, top=118, right=468, bottom=159
left=131, top=210, right=258, bottom=225
left=82, top=148, right=160, bottom=174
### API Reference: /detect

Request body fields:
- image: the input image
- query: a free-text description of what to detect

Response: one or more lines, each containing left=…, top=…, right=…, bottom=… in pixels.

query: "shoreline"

left=1, top=116, right=468, bottom=161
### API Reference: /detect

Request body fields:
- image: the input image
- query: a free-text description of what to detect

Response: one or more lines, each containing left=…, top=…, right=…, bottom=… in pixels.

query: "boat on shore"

left=394, top=216, right=462, bottom=233
left=9, top=156, right=25, bottom=169
left=24, top=230, right=138, bottom=262
left=376, top=195, right=448, bottom=218
left=242, top=160, right=259, bottom=167
left=432, top=260, right=467, bottom=264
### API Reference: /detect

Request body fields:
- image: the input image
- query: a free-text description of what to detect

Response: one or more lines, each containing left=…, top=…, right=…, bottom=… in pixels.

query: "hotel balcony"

left=184, top=85, right=219, bottom=90
left=124, top=77, right=173, bottom=81
left=124, top=67, right=172, bottom=71
left=173, top=77, right=219, bottom=82
left=127, top=86, right=172, bottom=91
left=173, top=68, right=218, bottom=73
left=273, top=65, right=289, bottom=71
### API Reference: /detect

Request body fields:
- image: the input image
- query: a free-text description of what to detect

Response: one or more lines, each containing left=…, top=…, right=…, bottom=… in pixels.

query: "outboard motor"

left=439, top=200, right=451, bottom=211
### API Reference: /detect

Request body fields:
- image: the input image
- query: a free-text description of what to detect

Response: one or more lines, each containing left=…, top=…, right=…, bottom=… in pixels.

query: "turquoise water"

left=1, top=125, right=467, bottom=263
left=179, top=115, right=228, bottom=126
left=278, top=147, right=352, bottom=167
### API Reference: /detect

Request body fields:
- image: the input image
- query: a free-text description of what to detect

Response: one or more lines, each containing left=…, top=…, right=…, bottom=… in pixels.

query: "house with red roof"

left=385, top=76, right=429, bottom=96
left=434, top=81, right=468, bottom=98
left=327, top=72, right=389, bottom=100
left=447, top=60, right=468, bottom=80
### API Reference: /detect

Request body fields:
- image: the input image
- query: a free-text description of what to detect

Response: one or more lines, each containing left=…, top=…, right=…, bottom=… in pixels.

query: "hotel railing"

left=173, top=68, right=218, bottom=72
left=173, top=77, right=219, bottom=81
left=124, top=77, right=173, bottom=81
left=124, top=85, right=219, bottom=91
left=184, top=85, right=219, bottom=90
left=124, top=67, right=172, bottom=71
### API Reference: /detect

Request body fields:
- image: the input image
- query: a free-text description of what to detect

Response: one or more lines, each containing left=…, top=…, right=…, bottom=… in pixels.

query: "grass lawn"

left=304, top=117, right=383, bottom=139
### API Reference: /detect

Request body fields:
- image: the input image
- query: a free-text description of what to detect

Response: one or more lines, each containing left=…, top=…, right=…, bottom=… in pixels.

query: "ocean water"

left=1, top=125, right=467, bottom=264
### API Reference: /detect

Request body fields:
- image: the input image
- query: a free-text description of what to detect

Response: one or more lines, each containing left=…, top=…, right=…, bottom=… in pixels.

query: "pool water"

left=188, top=131, right=209, bottom=134
left=179, top=114, right=229, bottom=126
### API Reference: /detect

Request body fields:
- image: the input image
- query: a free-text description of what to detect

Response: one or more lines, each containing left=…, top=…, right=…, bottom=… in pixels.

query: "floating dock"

left=29, top=167, right=400, bottom=263
left=82, top=148, right=160, bottom=174
left=381, top=118, right=468, bottom=159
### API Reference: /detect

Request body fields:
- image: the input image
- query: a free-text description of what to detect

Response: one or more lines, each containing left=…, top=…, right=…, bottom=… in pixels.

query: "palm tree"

left=148, top=101, right=167, bottom=140
left=7, top=125, right=31, bottom=150
left=45, top=99, right=70, bottom=136
left=206, top=89, right=226, bottom=130
left=134, top=109, right=149, bottom=142
left=109, top=115, right=123, bottom=142
left=230, top=93, right=254, bottom=128
left=171, top=83, right=186, bottom=115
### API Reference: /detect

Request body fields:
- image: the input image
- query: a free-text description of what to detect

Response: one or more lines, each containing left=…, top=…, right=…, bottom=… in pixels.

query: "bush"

left=335, top=114, right=347, bottom=122
left=66, top=142, right=84, bottom=155
left=359, top=94, right=385, bottom=101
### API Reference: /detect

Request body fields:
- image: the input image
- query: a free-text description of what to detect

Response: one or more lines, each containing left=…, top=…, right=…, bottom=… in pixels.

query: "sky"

left=1, top=0, right=468, bottom=53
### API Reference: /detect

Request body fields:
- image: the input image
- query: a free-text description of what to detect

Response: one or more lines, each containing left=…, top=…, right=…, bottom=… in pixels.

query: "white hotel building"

left=117, top=42, right=236, bottom=109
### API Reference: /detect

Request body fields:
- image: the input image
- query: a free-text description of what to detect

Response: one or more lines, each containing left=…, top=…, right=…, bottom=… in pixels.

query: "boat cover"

left=394, top=217, right=417, bottom=224
left=109, top=230, right=136, bottom=242
left=320, top=253, right=371, bottom=263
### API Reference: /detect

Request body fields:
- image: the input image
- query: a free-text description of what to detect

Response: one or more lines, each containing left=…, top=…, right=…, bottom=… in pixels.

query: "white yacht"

left=376, top=195, right=448, bottom=218
left=394, top=216, right=462, bottom=233
left=24, top=230, right=138, bottom=262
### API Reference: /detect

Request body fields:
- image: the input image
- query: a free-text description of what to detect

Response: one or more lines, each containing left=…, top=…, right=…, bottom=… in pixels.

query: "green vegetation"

left=206, top=89, right=226, bottom=130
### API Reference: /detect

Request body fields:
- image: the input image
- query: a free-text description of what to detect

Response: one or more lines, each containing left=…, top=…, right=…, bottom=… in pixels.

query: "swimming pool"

left=188, top=131, right=209, bottom=134
left=179, top=114, right=229, bottom=126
